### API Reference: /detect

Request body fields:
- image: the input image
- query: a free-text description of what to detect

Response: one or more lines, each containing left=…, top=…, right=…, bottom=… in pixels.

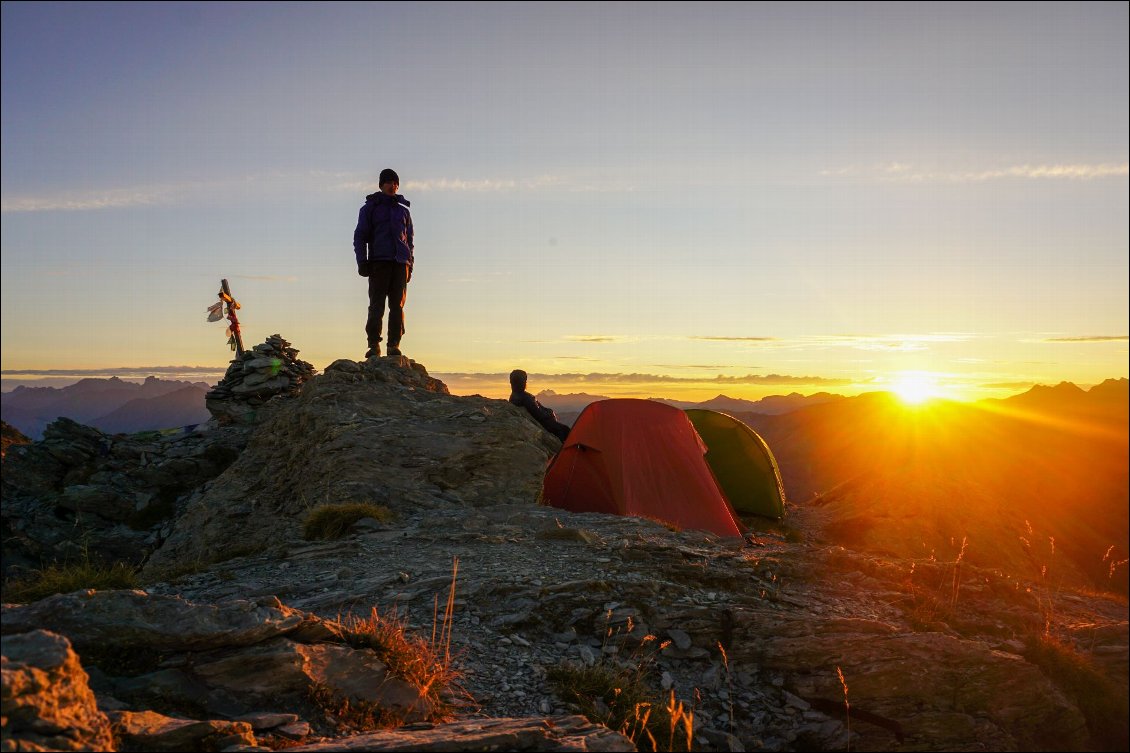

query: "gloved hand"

left=407, top=264, right=413, bottom=283
left=357, top=261, right=370, bottom=277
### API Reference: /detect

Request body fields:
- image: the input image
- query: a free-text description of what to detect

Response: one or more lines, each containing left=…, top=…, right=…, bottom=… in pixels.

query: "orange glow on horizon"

left=969, top=395, right=1130, bottom=443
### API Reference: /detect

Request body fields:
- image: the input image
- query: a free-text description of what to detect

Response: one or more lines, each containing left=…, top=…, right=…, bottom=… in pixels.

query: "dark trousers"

left=366, top=261, right=408, bottom=346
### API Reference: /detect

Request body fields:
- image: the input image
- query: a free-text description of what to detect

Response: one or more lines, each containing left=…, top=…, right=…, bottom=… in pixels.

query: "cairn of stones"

left=205, top=335, right=316, bottom=423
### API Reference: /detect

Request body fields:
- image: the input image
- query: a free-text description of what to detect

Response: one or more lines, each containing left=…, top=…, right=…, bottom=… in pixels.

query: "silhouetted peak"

left=1032, top=381, right=1084, bottom=394
left=1089, top=377, right=1129, bottom=396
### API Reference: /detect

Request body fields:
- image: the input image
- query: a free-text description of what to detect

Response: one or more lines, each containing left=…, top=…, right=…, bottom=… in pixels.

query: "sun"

left=890, top=372, right=942, bottom=405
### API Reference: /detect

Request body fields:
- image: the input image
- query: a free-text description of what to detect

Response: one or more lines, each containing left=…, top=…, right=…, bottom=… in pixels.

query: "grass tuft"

left=317, top=558, right=463, bottom=730
left=1025, top=634, right=1129, bottom=751
left=303, top=502, right=395, bottom=540
left=904, top=535, right=972, bottom=630
left=547, top=661, right=693, bottom=752
left=2, top=560, right=138, bottom=603
left=547, top=612, right=694, bottom=752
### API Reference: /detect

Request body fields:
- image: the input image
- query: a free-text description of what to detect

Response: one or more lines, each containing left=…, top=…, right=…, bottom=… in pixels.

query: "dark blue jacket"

left=353, top=192, right=414, bottom=267
left=510, top=390, right=571, bottom=442
left=510, top=390, right=557, bottom=424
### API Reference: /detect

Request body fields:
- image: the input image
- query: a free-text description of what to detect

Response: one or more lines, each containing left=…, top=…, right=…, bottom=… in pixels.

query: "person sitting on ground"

left=508, top=369, right=571, bottom=443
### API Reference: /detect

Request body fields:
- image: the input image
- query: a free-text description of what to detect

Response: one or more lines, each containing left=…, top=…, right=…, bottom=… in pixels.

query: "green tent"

left=685, top=409, right=786, bottom=519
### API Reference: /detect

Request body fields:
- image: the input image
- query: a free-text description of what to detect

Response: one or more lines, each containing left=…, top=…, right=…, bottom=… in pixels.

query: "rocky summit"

left=2, top=342, right=1127, bottom=752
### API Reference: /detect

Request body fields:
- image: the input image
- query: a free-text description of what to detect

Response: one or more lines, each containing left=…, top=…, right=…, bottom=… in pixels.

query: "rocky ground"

left=142, top=502, right=1130, bottom=751
left=2, top=348, right=1128, bottom=752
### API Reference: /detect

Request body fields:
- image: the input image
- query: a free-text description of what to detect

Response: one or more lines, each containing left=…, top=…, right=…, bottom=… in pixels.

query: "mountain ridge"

left=1, top=376, right=212, bottom=438
left=2, top=355, right=1126, bottom=751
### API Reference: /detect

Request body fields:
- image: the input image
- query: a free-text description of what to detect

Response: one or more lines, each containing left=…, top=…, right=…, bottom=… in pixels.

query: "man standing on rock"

left=354, top=168, right=414, bottom=358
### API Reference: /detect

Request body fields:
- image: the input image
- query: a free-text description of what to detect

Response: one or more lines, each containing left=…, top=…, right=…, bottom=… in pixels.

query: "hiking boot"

left=387, top=344, right=402, bottom=357
left=365, top=344, right=381, bottom=358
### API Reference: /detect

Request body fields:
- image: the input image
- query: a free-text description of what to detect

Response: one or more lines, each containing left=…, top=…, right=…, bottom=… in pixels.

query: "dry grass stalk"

left=329, top=558, right=462, bottom=727
left=718, top=641, right=735, bottom=737
left=547, top=611, right=695, bottom=752
left=836, top=665, right=851, bottom=752
left=1020, top=519, right=1061, bottom=637
left=949, top=535, right=968, bottom=607
left=1101, top=545, right=1129, bottom=581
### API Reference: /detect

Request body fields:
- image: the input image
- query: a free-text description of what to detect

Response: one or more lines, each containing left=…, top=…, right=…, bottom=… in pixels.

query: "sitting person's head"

left=509, top=369, right=528, bottom=392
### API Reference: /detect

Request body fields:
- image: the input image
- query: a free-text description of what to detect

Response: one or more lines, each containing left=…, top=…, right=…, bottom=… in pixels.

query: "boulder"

left=0, top=591, right=310, bottom=652
left=191, top=638, right=430, bottom=721
left=109, top=709, right=255, bottom=751
left=1, top=418, right=251, bottom=576
left=0, top=630, right=114, bottom=752
left=145, top=356, right=558, bottom=575
left=3, top=590, right=434, bottom=729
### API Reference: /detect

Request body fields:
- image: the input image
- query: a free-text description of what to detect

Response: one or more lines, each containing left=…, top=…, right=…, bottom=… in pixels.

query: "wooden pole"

left=220, top=279, right=245, bottom=357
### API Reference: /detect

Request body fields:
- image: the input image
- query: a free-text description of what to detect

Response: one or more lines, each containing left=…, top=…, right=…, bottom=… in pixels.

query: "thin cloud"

left=984, top=381, right=1037, bottom=390
left=821, top=162, right=1128, bottom=184
left=1, top=188, right=170, bottom=213
left=882, top=161, right=913, bottom=174
left=435, top=371, right=852, bottom=386
left=334, top=175, right=565, bottom=194
left=818, top=333, right=975, bottom=351
left=233, top=275, right=299, bottom=283
left=2, top=366, right=227, bottom=379
left=956, top=163, right=1129, bottom=181
left=708, top=373, right=853, bottom=385
left=688, top=333, right=974, bottom=351
left=654, top=364, right=746, bottom=370
left=691, top=336, right=778, bottom=343
left=1043, top=335, right=1128, bottom=343
left=412, top=176, right=564, bottom=192
left=3, top=171, right=591, bottom=213
left=1, top=172, right=291, bottom=214
left=564, top=335, right=624, bottom=343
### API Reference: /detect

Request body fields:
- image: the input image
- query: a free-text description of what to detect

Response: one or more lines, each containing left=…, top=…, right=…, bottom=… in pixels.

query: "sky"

left=2, top=1, right=1127, bottom=402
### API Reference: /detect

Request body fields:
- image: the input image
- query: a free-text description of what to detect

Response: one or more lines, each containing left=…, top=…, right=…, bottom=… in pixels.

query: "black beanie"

left=379, top=168, right=400, bottom=186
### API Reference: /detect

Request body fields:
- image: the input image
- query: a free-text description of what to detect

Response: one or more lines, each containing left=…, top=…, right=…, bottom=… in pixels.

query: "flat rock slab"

left=109, top=709, right=255, bottom=751
left=0, top=590, right=310, bottom=652
left=290, top=715, right=634, bottom=751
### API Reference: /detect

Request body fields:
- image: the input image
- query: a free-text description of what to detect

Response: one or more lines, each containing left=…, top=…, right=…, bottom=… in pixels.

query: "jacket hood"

left=365, top=192, right=410, bottom=207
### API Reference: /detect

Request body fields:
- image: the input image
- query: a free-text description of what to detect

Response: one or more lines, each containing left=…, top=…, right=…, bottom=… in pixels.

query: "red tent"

left=542, top=399, right=743, bottom=538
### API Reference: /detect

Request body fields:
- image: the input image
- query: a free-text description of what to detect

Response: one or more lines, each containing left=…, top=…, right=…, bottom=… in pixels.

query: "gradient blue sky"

left=2, top=2, right=1127, bottom=400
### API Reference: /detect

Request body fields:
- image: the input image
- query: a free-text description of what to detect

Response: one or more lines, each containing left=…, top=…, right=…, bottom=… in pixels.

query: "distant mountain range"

left=733, top=378, right=1129, bottom=594
left=0, top=376, right=212, bottom=439
left=985, top=378, right=1129, bottom=424
left=538, top=390, right=844, bottom=426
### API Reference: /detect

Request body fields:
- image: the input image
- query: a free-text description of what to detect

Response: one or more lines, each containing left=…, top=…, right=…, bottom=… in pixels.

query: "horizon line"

left=3, top=370, right=1125, bottom=402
